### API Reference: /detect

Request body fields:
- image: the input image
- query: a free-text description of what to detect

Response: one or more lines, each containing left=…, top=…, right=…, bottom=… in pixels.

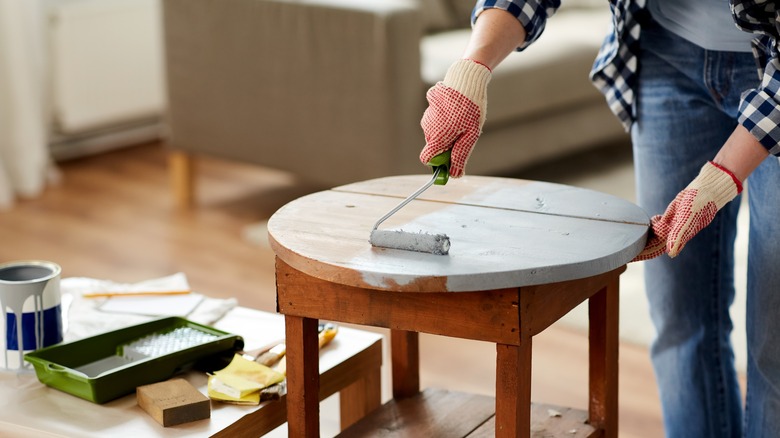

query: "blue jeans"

left=632, top=18, right=780, bottom=437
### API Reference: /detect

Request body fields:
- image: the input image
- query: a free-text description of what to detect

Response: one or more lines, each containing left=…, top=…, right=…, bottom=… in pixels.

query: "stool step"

left=337, top=388, right=493, bottom=437
left=337, top=388, right=597, bottom=437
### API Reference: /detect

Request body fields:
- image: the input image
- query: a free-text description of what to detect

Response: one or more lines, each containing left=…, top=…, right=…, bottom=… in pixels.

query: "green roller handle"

left=427, top=151, right=451, bottom=185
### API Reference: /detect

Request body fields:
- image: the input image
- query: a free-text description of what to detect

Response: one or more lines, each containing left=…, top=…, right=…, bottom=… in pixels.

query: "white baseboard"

left=50, top=118, right=164, bottom=161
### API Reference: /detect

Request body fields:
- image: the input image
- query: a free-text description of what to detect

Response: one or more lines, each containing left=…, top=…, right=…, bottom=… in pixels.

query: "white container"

left=0, top=260, right=62, bottom=371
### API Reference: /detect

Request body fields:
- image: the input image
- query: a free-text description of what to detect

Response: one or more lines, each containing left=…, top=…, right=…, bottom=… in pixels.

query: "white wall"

left=38, top=0, right=165, bottom=160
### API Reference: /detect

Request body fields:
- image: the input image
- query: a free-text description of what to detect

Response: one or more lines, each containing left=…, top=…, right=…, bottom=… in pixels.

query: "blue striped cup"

left=0, top=261, right=63, bottom=371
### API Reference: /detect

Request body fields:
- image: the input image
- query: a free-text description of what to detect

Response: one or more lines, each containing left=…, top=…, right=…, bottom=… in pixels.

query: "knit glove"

left=420, top=59, right=492, bottom=178
left=634, top=161, right=742, bottom=261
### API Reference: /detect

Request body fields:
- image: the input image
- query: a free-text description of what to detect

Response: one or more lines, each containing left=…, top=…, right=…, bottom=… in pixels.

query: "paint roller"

left=369, top=152, right=452, bottom=255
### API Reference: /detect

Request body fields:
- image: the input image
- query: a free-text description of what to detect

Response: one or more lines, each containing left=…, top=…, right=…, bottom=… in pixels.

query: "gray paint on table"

left=269, top=175, right=650, bottom=292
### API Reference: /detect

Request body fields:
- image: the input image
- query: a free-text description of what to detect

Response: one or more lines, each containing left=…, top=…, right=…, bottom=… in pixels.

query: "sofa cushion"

left=420, top=6, right=611, bottom=128
left=441, top=0, right=608, bottom=28
left=444, top=0, right=608, bottom=29
left=443, top=0, right=474, bottom=28
left=419, top=0, right=459, bottom=32
left=562, top=0, right=607, bottom=10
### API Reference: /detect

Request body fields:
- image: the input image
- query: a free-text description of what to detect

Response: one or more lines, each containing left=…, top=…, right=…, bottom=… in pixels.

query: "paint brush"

left=255, top=343, right=286, bottom=367
left=82, top=290, right=191, bottom=298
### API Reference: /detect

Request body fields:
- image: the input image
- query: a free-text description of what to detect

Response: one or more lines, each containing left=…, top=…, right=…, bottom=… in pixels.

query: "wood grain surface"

left=268, top=175, right=649, bottom=292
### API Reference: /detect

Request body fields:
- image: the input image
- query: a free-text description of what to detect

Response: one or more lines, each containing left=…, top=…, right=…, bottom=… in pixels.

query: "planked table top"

left=268, top=175, right=649, bottom=293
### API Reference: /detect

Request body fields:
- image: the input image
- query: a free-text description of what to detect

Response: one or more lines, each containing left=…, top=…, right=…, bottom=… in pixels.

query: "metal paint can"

left=0, top=260, right=63, bottom=371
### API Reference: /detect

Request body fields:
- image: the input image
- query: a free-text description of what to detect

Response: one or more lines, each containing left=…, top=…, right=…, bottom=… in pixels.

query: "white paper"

left=98, top=293, right=205, bottom=317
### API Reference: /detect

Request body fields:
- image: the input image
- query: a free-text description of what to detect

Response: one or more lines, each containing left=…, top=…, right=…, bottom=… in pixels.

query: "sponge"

left=137, top=378, right=210, bottom=427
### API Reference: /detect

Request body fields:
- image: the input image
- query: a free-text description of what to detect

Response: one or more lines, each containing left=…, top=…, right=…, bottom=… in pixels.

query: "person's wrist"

left=463, top=58, right=492, bottom=73
left=707, top=161, right=743, bottom=194
left=712, top=124, right=769, bottom=181
left=691, top=161, right=741, bottom=211
left=442, top=59, right=492, bottom=102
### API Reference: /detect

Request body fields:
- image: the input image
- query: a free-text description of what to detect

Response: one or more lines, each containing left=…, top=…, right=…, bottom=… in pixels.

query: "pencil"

left=82, top=290, right=191, bottom=298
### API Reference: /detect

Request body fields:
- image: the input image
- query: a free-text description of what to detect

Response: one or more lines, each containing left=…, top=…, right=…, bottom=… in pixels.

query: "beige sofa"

left=162, top=0, right=627, bottom=207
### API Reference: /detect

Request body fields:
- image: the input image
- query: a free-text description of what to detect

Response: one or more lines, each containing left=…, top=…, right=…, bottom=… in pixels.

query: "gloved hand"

left=633, top=161, right=742, bottom=261
left=419, top=59, right=492, bottom=178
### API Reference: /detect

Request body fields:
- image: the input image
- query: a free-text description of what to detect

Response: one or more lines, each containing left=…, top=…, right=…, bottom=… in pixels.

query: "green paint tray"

left=24, top=317, right=244, bottom=404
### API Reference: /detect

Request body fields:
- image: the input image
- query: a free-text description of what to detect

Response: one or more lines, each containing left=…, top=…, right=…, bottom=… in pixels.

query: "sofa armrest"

left=163, top=0, right=427, bottom=186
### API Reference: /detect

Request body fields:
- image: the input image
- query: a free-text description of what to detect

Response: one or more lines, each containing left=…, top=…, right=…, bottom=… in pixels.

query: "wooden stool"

left=268, top=175, right=648, bottom=437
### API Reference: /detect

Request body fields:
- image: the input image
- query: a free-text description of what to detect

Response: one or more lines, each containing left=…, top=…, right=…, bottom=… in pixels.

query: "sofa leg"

left=169, top=150, right=196, bottom=209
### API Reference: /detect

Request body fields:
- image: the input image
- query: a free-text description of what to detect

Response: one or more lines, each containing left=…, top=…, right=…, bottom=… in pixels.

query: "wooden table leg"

left=495, top=338, right=532, bottom=438
left=588, top=274, right=619, bottom=437
left=391, top=330, right=420, bottom=399
left=169, top=150, right=195, bottom=209
left=285, top=315, right=321, bottom=437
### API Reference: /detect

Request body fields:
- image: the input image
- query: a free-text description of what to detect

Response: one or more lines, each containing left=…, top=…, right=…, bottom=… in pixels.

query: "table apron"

left=276, top=259, right=624, bottom=344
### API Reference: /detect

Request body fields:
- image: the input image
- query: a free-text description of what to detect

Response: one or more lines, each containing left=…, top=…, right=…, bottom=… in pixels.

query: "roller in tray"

left=24, top=317, right=244, bottom=404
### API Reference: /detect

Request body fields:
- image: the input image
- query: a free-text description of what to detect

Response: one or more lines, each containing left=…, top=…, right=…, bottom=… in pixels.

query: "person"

left=418, top=0, right=780, bottom=435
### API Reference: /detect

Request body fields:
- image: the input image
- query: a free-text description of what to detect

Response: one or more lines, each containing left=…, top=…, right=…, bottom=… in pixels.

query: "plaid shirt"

left=474, top=0, right=780, bottom=155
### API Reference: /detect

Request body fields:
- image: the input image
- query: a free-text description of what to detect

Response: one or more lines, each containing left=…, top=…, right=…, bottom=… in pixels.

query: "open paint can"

left=0, top=261, right=63, bottom=371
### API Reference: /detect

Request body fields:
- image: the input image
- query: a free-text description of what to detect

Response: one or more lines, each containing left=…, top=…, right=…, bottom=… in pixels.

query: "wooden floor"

left=0, top=142, right=666, bottom=436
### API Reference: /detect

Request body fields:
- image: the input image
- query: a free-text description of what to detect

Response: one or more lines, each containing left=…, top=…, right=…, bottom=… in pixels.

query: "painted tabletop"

left=268, top=175, right=650, bottom=292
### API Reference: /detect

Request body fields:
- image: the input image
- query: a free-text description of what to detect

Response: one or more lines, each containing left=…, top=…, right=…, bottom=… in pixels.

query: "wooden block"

left=137, top=378, right=210, bottom=427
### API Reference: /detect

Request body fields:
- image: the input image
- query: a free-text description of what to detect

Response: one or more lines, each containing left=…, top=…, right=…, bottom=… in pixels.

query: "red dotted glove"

left=420, top=59, right=491, bottom=178
left=633, top=161, right=742, bottom=261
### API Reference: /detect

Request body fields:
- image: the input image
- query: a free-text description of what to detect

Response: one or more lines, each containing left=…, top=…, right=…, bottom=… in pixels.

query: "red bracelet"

left=709, top=161, right=744, bottom=193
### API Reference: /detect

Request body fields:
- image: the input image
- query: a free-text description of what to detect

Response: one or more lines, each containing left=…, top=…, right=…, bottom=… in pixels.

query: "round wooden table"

left=269, top=175, right=649, bottom=437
